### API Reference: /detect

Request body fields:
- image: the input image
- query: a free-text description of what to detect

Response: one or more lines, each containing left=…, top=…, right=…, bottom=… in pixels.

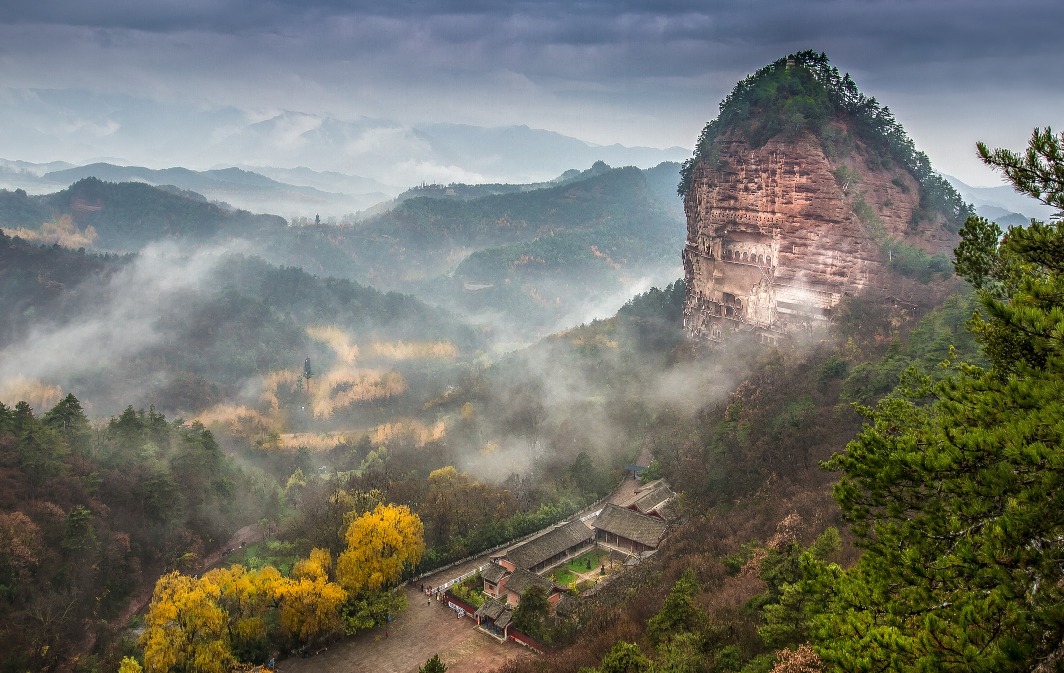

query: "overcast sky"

left=1, top=0, right=1061, bottom=186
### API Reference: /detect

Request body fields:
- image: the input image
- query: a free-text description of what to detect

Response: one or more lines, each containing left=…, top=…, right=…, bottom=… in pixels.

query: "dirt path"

left=201, top=523, right=264, bottom=572
left=279, top=584, right=531, bottom=673
left=116, top=523, right=263, bottom=626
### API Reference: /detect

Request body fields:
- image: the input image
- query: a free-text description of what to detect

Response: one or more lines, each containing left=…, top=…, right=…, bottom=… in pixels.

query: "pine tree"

left=646, top=569, right=702, bottom=646
left=419, top=654, right=447, bottom=673
left=813, top=128, right=1064, bottom=671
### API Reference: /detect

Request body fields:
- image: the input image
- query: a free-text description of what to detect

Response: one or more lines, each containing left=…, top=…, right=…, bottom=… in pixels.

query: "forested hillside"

left=283, top=162, right=686, bottom=338
left=0, top=161, right=686, bottom=341
left=0, top=178, right=287, bottom=250
left=0, top=229, right=480, bottom=419
left=0, top=398, right=270, bottom=671
left=496, top=130, right=1064, bottom=673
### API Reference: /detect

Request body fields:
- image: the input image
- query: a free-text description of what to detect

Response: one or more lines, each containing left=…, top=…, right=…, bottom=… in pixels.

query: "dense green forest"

left=0, top=398, right=270, bottom=671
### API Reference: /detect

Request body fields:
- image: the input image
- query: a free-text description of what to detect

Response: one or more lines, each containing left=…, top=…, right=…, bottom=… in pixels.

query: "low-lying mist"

left=0, top=241, right=235, bottom=414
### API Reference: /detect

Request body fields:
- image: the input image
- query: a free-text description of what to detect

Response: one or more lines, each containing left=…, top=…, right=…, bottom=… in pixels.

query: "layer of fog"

left=449, top=317, right=740, bottom=486
left=0, top=213, right=718, bottom=493
left=0, top=242, right=239, bottom=415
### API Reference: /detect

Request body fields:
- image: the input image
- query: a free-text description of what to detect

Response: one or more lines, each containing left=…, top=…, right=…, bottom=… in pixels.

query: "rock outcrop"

left=682, top=67, right=962, bottom=345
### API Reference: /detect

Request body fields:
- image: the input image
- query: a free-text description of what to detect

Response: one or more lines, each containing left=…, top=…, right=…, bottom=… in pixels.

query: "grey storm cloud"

left=0, top=0, right=1060, bottom=184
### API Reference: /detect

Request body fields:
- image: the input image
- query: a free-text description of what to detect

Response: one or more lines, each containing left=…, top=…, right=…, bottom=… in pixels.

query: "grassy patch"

left=229, top=539, right=302, bottom=576
left=448, top=580, right=485, bottom=608
left=566, top=549, right=608, bottom=573
left=550, top=567, right=576, bottom=586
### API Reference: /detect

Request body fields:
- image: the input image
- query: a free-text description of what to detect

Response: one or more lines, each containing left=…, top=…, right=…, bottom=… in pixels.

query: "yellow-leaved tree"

left=337, top=503, right=425, bottom=594
left=278, top=548, right=348, bottom=646
left=117, top=657, right=143, bottom=673
left=141, top=571, right=234, bottom=673
left=207, top=564, right=283, bottom=662
left=141, top=549, right=355, bottom=667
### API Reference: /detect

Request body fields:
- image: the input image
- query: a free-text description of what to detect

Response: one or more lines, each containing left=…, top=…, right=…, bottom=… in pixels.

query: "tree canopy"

left=813, top=127, right=1064, bottom=671
left=336, top=503, right=425, bottom=594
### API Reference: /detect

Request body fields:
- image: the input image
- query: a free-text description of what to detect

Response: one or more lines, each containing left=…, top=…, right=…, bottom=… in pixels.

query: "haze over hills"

left=1, top=36, right=1062, bottom=673
left=0, top=159, right=396, bottom=218
left=943, top=173, right=1057, bottom=224
left=0, top=89, right=689, bottom=196
left=0, top=160, right=686, bottom=342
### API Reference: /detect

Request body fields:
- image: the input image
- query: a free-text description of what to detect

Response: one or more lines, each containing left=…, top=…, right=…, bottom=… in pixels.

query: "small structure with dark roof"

left=502, top=520, right=594, bottom=574
left=592, top=503, right=667, bottom=554
left=475, top=598, right=514, bottom=640
left=625, top=464, right=648, bottom=478
left=624, top=480, right=677, bottom=520
left=481, top=561, right=509, bottom=599
left=502, top=567, right=560, bottom=607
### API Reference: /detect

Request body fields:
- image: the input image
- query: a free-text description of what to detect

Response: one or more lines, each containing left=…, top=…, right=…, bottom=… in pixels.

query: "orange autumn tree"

left=337, top=503, right=425, bottom=594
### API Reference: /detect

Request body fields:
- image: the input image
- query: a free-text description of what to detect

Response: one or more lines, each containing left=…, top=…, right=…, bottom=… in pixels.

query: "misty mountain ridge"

left=0, top=157, right=76, bottom=176
left=349, top=162, right=685, bottom=338
left=0, top=177, right=288, bottom=250
left=943, top=173, right=1056, bottom=224
left=0, top=160, right=396, bottom=219
left=0, top=160, right=686, bottom=341
left=0, top=88, right=688, bottom=192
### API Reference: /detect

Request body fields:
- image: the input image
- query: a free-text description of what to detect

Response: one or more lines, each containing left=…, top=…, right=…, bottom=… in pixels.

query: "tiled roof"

left=625, top=480, right=676, bottom=516
left=475, top=598, right=513, bottom=629
left=506, top=520, right=593, bottom=570
left=481, top=562, right=508, bottom=585
left=654, top=498, right=680, bottom=522
left=504, top=567, right=556, bottom=598
left=593, top=503, right=667, bottom=548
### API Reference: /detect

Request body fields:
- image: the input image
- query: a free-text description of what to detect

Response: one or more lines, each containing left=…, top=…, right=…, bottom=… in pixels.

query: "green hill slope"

left=0, top=230, right=480, bottom=418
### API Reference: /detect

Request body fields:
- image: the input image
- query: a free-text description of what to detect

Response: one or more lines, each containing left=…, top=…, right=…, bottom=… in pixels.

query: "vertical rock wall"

left=682, top=126, right=938, bottom=343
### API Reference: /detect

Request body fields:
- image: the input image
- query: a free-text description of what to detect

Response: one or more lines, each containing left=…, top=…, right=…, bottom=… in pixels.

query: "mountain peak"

left=679, top=51, right=968, bottom=231
left=680, top=51, right=972, bottom=346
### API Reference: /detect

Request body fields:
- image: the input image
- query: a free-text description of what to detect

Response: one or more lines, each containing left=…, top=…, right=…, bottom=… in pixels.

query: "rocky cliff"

left=681, top=52, right=968, bottom=344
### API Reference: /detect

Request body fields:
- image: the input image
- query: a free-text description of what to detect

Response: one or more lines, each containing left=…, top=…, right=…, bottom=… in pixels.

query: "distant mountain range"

left=0, top=88, right=689, bottom=201
left=0, top=159, right=393, bottom=218
left=944, top=174, right=1056, bottom=225
left=0, top=159, right=685, bottom=341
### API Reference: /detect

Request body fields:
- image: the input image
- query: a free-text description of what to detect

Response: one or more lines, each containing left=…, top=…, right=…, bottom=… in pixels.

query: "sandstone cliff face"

left=682, top=125, right=952, bottom=343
